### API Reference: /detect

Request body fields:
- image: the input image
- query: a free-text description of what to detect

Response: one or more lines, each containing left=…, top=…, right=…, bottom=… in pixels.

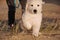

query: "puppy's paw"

left=32, top=33, right=39, bottom=37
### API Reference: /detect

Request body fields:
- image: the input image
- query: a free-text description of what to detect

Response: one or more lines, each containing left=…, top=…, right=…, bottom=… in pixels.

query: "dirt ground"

left=0, top=0, right=60, bottom=40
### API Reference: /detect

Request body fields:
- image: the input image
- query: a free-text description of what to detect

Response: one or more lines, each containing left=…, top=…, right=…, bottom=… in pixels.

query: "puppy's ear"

left=42, top=2, right=45, bottom=4
left=25, top=3, right=28, bottom=11
left=39, top=0, right=45, bottom=4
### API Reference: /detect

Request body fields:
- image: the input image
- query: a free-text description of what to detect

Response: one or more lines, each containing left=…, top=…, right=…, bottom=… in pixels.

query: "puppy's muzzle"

left=33, top=9, right=37, bottom=14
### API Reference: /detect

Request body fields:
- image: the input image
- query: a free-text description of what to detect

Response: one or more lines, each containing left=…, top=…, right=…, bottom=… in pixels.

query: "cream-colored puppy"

left=22, top=0, right=43, bottom=37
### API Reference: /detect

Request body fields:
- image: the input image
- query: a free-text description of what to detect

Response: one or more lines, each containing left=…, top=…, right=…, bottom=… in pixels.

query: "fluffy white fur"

left=22, top=0, right=43, bottom=37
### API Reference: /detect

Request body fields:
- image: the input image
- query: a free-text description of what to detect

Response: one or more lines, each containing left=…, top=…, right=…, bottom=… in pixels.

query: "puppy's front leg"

left=32, top=23, right=41, bottom=37
left=24, top=22, right=32, bottom=30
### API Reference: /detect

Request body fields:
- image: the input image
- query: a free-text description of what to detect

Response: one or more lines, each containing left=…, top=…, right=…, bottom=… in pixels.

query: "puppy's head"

left=26, top=0, right=43, bottom=14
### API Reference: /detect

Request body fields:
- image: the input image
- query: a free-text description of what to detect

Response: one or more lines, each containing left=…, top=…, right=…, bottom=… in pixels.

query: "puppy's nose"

left=33, top=9, right=37, bottom=13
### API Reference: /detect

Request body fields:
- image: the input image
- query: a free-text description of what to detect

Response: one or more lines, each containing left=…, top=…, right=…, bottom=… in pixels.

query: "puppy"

left=22, top=0, right=43, bottom=37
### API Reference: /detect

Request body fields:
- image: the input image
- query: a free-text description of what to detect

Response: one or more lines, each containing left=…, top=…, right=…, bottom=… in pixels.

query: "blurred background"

left=0, top=0, right=60, bottom=40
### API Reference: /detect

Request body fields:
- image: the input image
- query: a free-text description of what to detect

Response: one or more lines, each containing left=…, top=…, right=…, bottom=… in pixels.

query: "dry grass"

left=0, top=0, right=60, bottom=40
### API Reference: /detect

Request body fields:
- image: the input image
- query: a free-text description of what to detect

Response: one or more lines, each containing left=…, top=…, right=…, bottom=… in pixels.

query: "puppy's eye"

left=31, top=5, right=33, bottom=7
left=37, top=5, right=39, bottom=7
